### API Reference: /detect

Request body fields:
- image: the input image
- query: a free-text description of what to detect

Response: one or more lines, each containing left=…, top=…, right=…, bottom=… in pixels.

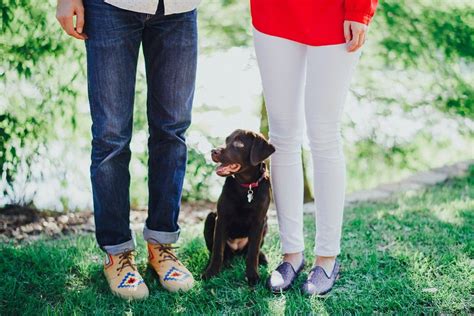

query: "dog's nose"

left=211, top=148, right=221, bottom=155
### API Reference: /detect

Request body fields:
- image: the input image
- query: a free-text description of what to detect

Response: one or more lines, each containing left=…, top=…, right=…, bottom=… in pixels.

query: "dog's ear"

left=250, top=134, right=275, bottom=166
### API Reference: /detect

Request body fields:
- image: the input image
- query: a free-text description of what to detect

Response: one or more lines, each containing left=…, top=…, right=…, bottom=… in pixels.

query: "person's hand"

left=56, top=0, right=87, bottom=40
left=343, top=20, right=367, bottom=52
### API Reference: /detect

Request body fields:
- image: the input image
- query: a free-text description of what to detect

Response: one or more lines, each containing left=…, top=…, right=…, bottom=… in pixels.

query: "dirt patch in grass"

left=0, top=201, right=216, bottom=244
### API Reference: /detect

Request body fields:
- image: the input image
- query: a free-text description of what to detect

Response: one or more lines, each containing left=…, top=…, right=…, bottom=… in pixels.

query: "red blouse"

left=250, top=0, right=378, bottom=46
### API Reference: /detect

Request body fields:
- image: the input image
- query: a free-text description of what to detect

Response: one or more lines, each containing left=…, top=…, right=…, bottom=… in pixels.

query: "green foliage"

left=0, top=114, right=39, bottom=195
left=198, top=0, right=251, bottom=52
left=441, top=81, right=473, bottom=118
left=1, top=0, right=69, bottom=77
left=1, top=170, right=472, bottom=313
left=379, top=1, right=473, bottom=65
left=1, top=0, right=85, bottom=202
left=182, top=147, right=216, bottom=202
left=374, top=0, right=474, bottom=118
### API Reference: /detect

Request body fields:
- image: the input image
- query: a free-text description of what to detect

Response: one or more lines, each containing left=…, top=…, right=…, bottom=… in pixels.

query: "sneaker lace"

left=154, top=244, right=180, bottom=264
left=116, top=250, right=137, bottom=276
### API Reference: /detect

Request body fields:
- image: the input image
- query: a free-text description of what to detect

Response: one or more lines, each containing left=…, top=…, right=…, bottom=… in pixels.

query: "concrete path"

left=298, top=159, right=473, bottom=215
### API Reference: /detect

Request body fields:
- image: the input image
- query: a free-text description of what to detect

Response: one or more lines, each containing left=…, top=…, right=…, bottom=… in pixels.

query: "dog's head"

left=211, top=129, right=275, bottom=177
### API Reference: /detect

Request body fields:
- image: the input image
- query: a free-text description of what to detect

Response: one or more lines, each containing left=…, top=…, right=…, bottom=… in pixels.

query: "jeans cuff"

left=102, top=232, right=136, bottom=255
left=143, top=225, right=180, bottom=244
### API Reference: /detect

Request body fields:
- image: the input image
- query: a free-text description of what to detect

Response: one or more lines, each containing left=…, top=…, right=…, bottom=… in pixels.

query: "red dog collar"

left=233, top=163, right=268, bottom=203
left=240, top=181, right=260, bottom=189
left=237, top=163, right=268, bottom=189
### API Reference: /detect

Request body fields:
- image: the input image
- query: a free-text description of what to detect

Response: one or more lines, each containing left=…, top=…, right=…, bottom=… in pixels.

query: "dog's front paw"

left=246, top=270, right=260, bottom=286
left=202, top=267, right=219, bottom=280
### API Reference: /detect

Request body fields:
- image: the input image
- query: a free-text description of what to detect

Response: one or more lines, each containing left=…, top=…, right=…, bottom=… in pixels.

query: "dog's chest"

left=226, top=237, right=248, bottom=251
left=217, top=179, right=270, bottom=237
left=224, top=212, right=261, bottom=238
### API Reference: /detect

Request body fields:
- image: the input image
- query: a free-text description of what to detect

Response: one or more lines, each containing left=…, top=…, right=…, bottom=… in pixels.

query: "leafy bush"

left=373, top=0, right=474, bottom=118
left=182, top=147, right=216, bottom=202
left=1, top=0, right=85, bottom=203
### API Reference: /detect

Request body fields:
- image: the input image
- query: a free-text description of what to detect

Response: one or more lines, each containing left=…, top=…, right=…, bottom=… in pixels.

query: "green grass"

left=1, top=168, right=473, bottom=315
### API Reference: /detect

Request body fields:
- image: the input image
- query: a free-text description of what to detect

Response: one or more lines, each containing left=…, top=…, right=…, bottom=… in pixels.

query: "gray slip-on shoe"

left=267, top=258, right=305, bottom=293
left=302, top=260, right=340, bottom=295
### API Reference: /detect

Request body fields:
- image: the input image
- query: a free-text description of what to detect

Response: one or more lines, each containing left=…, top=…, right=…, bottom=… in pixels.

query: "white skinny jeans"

left=253, top=29, right=361, bottom=256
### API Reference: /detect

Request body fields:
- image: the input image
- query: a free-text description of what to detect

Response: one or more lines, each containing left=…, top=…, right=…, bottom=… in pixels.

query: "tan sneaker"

left=148, top=243, right=194, bottom=292
left=103, top=251, right=149, bottom=300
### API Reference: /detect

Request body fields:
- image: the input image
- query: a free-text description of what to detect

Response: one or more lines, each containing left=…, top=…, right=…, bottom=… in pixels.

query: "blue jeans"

left=84, top=0, right=197, bottom=255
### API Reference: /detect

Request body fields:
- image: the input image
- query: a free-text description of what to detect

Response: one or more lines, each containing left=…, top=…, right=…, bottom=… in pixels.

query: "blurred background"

left=1, top=0, right=473, bottom=212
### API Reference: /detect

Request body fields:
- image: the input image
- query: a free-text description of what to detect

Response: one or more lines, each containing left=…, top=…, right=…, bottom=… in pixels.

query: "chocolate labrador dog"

left=202, top=129, right=275, bottom=285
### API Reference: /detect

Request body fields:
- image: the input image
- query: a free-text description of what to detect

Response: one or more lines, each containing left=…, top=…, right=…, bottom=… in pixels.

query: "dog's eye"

left=233, top=141, right=244, bottom=148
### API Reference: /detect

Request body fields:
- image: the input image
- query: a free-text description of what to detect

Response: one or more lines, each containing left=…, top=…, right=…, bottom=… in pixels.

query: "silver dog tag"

left=247, top=186, right=254, bottom=203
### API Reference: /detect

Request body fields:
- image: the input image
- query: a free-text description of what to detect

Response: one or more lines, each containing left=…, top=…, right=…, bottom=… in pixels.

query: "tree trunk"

left=302, top=150, right=314, bottom=203
left=259, top=95, right=269, bottom=138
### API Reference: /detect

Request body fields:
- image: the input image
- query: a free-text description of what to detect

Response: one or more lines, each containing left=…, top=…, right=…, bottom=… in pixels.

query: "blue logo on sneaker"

left=118, top=272, right=144, bottom=288
left=163, top=267, right=190, bottom=282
